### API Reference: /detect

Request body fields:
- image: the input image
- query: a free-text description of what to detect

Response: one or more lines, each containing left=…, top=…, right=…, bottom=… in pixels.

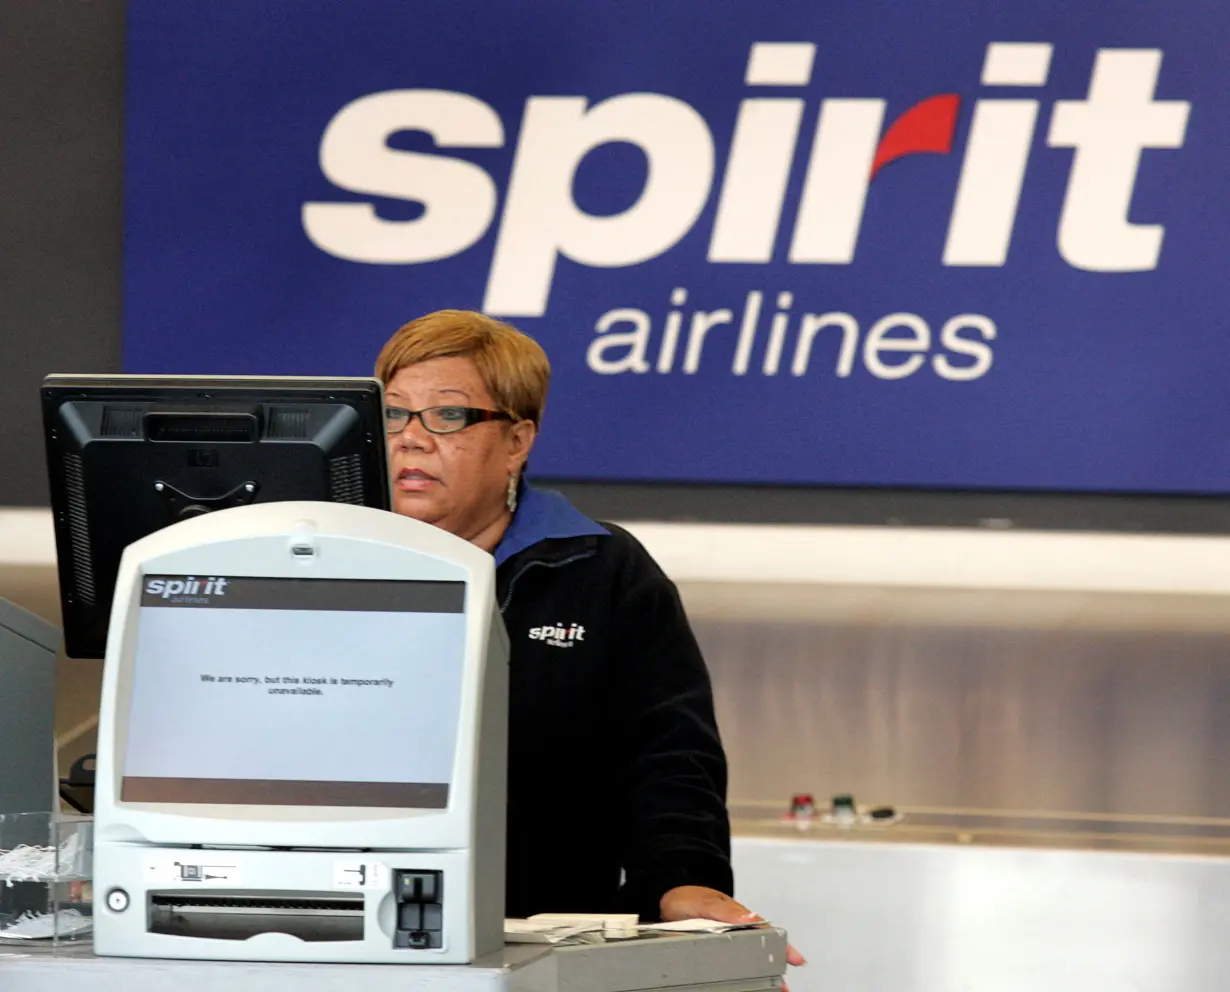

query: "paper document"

left=640, top=918, right=765, bottom=933
left=505, top=915, right=764, bottom=943
left=0, top=909, right=93, bottom=941
left=504, top=919, right=605, bottom=944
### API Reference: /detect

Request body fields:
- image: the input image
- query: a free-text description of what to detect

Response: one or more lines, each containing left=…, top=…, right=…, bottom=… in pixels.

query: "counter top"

left=0, top=928, right=787, bottom=992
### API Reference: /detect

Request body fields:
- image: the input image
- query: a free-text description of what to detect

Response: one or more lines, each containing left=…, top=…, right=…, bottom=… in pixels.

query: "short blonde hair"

left=375, top=310, right=551, bottom=427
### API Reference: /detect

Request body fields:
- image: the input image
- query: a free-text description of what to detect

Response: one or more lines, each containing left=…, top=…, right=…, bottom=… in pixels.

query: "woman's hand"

left=660, top=885, right=806, bottom=989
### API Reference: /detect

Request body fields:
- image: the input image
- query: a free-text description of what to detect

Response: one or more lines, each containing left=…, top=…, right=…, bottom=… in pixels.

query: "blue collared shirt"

left=493, top=482, right=609, bottom=567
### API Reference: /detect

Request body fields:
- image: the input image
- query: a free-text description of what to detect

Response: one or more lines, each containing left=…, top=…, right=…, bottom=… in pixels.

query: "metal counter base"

left=0, top=929, right=787, bottom=992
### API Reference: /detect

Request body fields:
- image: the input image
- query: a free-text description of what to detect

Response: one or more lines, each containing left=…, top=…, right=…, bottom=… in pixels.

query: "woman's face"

left=385, top=356, right=535, bottom=539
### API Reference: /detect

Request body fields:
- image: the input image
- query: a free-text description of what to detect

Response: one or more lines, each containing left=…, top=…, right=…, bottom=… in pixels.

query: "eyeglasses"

left=385, top=405, right=515, bottom=435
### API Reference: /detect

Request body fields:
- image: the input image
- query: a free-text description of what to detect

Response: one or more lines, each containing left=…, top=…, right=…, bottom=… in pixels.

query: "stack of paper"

left=639, top=919, right=764, bottom=934
left=503, top=919, right=606, bottom=944
left=504, top=915, right=765, bottom=944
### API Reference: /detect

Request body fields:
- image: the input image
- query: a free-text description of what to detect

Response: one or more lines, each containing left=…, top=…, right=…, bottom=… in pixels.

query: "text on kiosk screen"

left=121, top=574, right=466, bottom=809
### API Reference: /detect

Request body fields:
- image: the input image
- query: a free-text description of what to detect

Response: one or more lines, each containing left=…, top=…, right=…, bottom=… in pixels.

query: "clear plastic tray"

left=0, top=812, right=93, bottom=946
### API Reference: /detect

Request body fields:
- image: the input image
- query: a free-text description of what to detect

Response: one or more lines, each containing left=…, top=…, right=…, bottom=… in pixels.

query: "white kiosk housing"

left=91, top=501, right=509, bottom=964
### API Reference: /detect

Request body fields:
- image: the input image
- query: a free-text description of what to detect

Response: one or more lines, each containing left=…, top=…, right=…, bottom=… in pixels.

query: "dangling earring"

left=506, top=474, right=519, bottom=514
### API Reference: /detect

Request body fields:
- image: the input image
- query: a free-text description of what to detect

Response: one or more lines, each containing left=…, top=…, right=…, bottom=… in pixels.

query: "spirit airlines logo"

left=302, top=41, right=1189, bottom=384
left=528, top=623, right=585, bottom=648
left=145, top=576, right=229, bottom=598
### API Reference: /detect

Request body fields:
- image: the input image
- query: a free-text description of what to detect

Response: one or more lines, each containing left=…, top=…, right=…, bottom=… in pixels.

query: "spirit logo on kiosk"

left=144, top=576, right=229, bottom=604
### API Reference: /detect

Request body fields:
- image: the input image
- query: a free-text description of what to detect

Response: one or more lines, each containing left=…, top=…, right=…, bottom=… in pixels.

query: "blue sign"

left=123, top=0, right=1229, bottom=492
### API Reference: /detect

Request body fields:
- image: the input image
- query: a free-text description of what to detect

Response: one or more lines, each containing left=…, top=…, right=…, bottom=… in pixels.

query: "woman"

left=376, top=310, right=803, bottom=969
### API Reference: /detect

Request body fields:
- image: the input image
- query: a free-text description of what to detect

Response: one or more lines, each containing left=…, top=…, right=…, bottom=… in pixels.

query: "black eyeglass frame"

left=385, top=404, right=516, bottom=435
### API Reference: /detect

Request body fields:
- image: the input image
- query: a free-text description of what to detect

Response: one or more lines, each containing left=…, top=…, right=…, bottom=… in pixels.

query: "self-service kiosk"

left=90, top=501, right=508, bottom=964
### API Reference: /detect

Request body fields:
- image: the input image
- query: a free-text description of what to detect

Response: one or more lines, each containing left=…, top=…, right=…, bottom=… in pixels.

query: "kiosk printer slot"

left=91, top=500, right=509, bottom=964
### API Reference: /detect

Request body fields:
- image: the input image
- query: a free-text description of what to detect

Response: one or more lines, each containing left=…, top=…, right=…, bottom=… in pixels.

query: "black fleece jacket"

left=495, top=521, right=732, bottom=921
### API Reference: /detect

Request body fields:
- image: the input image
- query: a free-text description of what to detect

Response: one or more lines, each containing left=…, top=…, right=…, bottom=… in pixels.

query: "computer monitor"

left=41, top=374, right=391, bottom=660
